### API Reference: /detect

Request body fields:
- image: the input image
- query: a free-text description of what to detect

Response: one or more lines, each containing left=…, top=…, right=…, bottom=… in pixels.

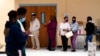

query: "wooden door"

left=23, top=6, right=56, bottom=48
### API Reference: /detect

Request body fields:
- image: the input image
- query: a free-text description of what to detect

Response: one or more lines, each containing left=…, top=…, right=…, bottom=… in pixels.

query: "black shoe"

left=49, top=48, right=55, bottom=51
left=62, top=49, right=67, bottom=51
left=47, top=47, right=51, bottom=50
left=71, top=50, right=76, bottom=52
left=85, top=48, right=88, bottom=51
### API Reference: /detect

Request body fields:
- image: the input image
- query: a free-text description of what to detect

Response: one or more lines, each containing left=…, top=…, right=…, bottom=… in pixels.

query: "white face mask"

left=89, top=20, right=93, bottom=23
left=20, top=17, right=26, bottom=22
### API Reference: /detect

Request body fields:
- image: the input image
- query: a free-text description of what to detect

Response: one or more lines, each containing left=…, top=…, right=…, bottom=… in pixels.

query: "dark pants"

left=85, top=34, right=93, bottom=49
left=21, top=46, right=26, bottom=56
left=48, top=37, right=56, bottom=49
left=6, top=50, right=19, bottom=56
left=48, top=37, right=51, bottom=49
left=61, top=36, right=68, bottom=50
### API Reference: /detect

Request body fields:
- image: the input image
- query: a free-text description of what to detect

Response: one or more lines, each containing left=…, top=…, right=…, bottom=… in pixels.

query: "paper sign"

left=88, top=42, right=96, bottom=56
left=65, top=31, right=73, bottom=38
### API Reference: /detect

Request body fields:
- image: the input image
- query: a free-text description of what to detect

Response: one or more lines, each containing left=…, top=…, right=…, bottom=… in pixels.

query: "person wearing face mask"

left=59, top=16, right=71, bottom=51
left=44, top=15, right=57, bottom=51
left=4, top=10, right=28, bottom=56
left=29, top=13, right=40, bottom=50
left=17, top=7, right=28, bottom=56
left=17, top=7, right=27, bottom=31
left=85, top=16, right=95, bottom=51
left=19, top=17, right=26, bottom=28
left=70, top=16, right=79, bottom=52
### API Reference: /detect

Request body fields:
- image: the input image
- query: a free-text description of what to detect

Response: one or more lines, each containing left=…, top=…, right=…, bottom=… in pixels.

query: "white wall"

left=0, top=0, right=15, bottom=52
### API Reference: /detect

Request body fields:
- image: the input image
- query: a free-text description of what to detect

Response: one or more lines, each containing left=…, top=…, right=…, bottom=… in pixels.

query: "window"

left=41, top=12, right=45, bottom=24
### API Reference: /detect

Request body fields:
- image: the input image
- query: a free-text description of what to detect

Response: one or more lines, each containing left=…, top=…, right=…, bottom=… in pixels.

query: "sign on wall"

left=88, top=42, right=96, bottom=56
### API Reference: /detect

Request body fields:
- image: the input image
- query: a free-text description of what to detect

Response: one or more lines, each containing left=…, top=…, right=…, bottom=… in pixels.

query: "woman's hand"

left=43, top=23, right=47, bottom=27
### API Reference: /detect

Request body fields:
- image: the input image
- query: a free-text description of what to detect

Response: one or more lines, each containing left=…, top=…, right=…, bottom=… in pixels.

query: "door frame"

left=19, top=4, right=57, bottom=17
left=19, top=4, right=58, bottom=47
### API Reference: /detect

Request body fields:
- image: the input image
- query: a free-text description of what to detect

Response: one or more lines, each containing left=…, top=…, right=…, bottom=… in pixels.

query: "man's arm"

left=4, top=28, right=10, bottom=37
left=35, top=19, right=40, bottom=31
left=11, top=25, right=28, bottom=43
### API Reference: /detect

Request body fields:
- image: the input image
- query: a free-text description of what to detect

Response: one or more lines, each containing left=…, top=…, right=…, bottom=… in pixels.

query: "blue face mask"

left=19, top=18, right=26, bottom=22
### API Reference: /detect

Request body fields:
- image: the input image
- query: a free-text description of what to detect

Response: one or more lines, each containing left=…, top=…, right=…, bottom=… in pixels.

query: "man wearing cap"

left=29, top=13, right=40, bottom=49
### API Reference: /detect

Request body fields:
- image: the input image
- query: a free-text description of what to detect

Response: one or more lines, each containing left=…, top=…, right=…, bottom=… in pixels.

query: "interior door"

left=23, top=6, right=56, bottom=47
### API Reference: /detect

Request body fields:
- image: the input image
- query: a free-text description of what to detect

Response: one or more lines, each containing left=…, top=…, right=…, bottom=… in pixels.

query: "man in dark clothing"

left=85, top=16, right=95, bottom=51
left=17, top=7, right=27, bottom=28
left=17, top=7, right=28, bottom=56
left=4, top=10, right=28, bottom=56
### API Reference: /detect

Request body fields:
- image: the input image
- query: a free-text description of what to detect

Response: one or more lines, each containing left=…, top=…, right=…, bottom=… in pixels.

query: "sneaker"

left=36, top=47, right=40, bottom=50
left=32, top=47, right=35, bottom=49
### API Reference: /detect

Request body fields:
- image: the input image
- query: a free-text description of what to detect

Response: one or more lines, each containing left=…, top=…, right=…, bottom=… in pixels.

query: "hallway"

left=0, top=48, right=100, bottom=56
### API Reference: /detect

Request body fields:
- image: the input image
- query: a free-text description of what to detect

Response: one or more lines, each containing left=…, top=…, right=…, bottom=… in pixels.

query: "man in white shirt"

left=59, top=16, right=71, bottom=51
left=29, top=13, right=40, bottom=49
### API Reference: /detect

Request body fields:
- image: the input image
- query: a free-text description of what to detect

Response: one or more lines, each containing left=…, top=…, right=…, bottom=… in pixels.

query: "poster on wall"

left=77, top=21, right=85, bottom=35
left=88, top=42, right=96, bottom=56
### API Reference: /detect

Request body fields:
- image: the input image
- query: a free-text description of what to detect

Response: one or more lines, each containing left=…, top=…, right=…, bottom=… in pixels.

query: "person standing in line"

left=17, top=7, right=28, bottom=56
left=85, top=16, right=95, bottom=51
left=17, top=7, right=27, bottom=32
left=70, top=16, right=79, bottom=52
left=44, top=15, right=57, bottom=51
left=59, top=16, right=71, bottom=51
left=4, top=10, right=28, bottom=56
left=29, top=13, right=40, bottom=50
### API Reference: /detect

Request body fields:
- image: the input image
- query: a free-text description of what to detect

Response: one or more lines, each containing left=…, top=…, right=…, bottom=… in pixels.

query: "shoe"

left=71, top=50, right=76, bottom=52
left=36, top=47, right=40, bottom=50
left=32, top=47, right=36, bottom=49
left=85, top=48, right=88, bottom=51
left=48, top=48, right=55, bottom=51
left=47, top=48, right=51, bottom=50
left=62, top=49, right=67, bottom=51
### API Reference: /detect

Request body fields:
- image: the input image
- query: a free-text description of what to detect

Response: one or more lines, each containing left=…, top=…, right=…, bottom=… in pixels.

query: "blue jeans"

left=85, top=34, right=93, bottom=49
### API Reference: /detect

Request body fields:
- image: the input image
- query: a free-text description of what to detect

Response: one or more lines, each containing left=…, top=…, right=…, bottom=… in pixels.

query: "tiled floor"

left=0, top=48, right=100, bottom=56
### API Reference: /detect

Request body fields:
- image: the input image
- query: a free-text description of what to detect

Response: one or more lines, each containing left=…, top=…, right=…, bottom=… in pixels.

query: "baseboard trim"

left=57, top=46, right=71, bottom=48
left=57, top=45, right=100, bottom=49
left=0, top=52, right=5, bottom=54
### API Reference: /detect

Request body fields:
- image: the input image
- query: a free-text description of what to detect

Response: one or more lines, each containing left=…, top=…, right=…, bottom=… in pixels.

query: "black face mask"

left=72, top=20, right=76, bottom=23
left=66, top=20, right=68, bottom=22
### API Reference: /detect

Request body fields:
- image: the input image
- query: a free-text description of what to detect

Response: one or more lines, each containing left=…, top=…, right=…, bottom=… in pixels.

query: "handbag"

left=65, top=31, right=73, bottom=38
